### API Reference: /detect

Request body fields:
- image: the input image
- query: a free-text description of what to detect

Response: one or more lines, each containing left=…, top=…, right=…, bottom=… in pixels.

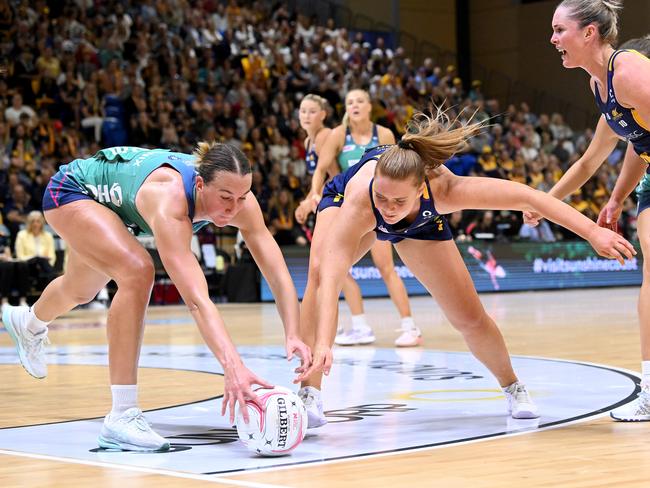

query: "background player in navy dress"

left=296, top=89, right=422, bottom=348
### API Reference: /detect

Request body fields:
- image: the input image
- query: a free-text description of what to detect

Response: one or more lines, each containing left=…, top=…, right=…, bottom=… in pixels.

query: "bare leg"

left=394, top=239, right=517, bottom=386
left=636, top=211, right=650, bottom=361
left=44, top=201, right=155, bottom=385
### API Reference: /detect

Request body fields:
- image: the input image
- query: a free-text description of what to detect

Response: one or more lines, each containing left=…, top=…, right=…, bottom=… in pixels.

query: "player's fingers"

left=221, top=392, right=228, bottom=416
left=236, top=391, right=249, bottom=424
left=229, top=394, right=238, bottom=424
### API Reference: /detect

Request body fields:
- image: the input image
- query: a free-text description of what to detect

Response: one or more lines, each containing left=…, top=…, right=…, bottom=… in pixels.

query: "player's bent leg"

left=394, top=239, right=539, bottom=418
left=43, top=201, right=164, bottom=448
left=3, top=238, right=110, bottom=379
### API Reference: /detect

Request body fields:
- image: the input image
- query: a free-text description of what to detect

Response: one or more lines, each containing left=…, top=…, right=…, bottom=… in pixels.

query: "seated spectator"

left=467, top=210, right=498, bottom=240
left=15, top=211, right=57, bottom=293
left=0, top=224, right=29, bottom=306
left=4, top=183, right=35, bottom=244
left=519, top=220, right=557, bottom=242
left=268, top=189, right=307, bottom=246
left=5, top=93, right=37, bottom=128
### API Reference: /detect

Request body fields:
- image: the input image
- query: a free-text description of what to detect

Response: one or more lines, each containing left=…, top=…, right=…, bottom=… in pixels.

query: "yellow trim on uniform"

left=631, top=109, right=650, bottom=131
left=609, top=49, right=650, bottom=71
left=422, top=183, right=430, bottom=200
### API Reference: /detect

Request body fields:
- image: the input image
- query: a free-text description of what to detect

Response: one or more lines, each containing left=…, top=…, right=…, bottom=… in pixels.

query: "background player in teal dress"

left=3, top=142, right=311, bottom=451
left=296, top=89, right=421, bottom=350
left=528, top=0, right=650, bottom=421
left=296, top=110, right=635, bottom=427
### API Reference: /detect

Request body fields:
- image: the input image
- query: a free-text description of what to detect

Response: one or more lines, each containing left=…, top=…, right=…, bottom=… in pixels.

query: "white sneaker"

left=298, top=386, right=327, bottom=429
left=335, top=326, right=376, bottom=346
left=2, top=305, right=48, bottom=379
left=610, top=390, right=650, bottom=421
left=504, top=382, right=539, bottom=419
left=394, top=327, right=423, bottom=347
left=98, top=408, right=170, bottom=451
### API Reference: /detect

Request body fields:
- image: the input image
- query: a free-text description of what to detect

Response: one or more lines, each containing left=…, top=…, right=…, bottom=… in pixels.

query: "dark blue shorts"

left=639, top=189, right=650, bottom=216
left=42, top=170, right=92, bottom=211
left=375, top=216, right=453, bottom=244
left=317, top=180, right=345, bottom=212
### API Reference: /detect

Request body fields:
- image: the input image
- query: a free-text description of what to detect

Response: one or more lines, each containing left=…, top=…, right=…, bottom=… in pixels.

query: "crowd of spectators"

left=0, top=0, right=638, bottom=276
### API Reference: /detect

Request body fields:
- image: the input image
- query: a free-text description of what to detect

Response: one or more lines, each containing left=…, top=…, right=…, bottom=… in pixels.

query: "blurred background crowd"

left=0, top=0, right=637, bottom=300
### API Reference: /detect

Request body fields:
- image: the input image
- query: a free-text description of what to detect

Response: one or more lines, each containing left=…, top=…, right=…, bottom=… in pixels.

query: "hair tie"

left=398, top=139, right=414, bottom=150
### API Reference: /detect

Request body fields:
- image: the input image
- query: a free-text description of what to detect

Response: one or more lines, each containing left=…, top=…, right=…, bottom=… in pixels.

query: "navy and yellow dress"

left=318, top=145, right=452, bottom=243
left=594, top=49, right=650, bottom=213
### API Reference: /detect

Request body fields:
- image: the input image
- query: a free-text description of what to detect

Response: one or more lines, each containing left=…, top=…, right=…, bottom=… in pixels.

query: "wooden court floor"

left=1, top=287, right=649, bottom=487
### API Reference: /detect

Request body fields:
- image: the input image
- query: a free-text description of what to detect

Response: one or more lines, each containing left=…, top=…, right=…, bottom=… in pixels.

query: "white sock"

left=110, top=385, right=138, bottom=419
left=26, top=307, right=49, bottom=335
left=351, top=314, right=369, bottom=330
left=641, top=361, right=650, bottom=390
left=400, top=316, right=416, bottom=331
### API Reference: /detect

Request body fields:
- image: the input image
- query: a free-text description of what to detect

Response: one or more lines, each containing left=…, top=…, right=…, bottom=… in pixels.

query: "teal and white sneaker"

left=298, top=386, right=327, bottom=429
left=98, top=408, right=170, bottom=451
left=2, top=305, right=48, bottom=379
left=610, top=390, right=650, bottom=421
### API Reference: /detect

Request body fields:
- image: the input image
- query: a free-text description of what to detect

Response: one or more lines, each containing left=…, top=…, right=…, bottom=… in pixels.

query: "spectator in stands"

left=15, top=210, right=57, bottom=293
left=268, top=188, right=307, bottom=246
left=5, top=93, right=36, bottom=128
left=0, top=223, right=29, bottom=307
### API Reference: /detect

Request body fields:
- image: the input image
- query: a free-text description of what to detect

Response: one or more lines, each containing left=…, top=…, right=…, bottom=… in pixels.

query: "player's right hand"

left=586, top=226, right=636, bottom=265
left=295, top=199, right=314, bottom=225
left=293, top=344, right=332, bottom=383
left=221, top=362, right=273, bottom=424
left=523, top=210, right=542, bottom=227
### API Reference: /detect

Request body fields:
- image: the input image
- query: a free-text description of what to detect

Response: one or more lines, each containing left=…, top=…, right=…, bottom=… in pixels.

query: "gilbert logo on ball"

left=236, top=386, right=308, bottom=456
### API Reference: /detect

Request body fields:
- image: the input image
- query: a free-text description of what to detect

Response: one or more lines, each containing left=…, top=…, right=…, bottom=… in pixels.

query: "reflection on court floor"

left=0, top=345, right=639, bottom=477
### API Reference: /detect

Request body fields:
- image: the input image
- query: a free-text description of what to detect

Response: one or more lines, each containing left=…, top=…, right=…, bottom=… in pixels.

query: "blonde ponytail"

left=376, top=107, right=483, bottom=183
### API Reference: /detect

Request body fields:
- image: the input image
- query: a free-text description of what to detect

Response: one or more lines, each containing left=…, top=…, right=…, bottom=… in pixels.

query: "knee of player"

left=448, top=310, right=491, bottom=333
left=116, top=256, right=155, bottom=288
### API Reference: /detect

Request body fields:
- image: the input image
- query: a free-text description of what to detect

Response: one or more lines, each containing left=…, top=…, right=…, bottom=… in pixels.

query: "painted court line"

left=0, top=449, right=291, bottom=488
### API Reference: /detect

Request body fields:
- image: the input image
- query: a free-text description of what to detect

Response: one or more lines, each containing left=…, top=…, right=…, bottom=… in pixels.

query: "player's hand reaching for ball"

left=222, top=361, right=273, bottom=424
left=285, top=335, right=312, bottom=374
left=586, top=225, right=636, bottom=265
left=294, top=343, right=332, bottom=383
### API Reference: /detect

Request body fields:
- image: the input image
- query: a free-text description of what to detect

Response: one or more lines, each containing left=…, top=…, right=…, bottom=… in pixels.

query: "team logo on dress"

left=611, top=108, right=623, bottom=120
left=84, top=183, right=123, bottom=207
left=377, top=225, right=389, bottom=233
left=422, top=210, right=433, bottom=218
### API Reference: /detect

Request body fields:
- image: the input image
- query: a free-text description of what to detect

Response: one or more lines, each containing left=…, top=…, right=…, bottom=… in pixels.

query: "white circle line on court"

left=0, top=448, right=292, bottom=488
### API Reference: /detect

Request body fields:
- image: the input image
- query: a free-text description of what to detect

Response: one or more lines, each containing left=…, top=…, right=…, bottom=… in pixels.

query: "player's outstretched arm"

left=141, top=183, right=272, bottom=424
left=524, top=116, right=618, bottom=226
left=598, top=144, right=648, bottom=230
left=297, top=189, right=375, bottom=381
left=232, top=194, right=312, bottom=368
left=432, top=167, right=636, bottom=264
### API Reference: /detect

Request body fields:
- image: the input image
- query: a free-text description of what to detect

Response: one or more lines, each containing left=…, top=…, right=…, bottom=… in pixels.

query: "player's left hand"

left=596, top=199, right=623, bottom=232
left=586, top=226, right=636, bottom=265
left=293, top=343, right=332, bottom=383
left=285, top=335, right=312, bottom=371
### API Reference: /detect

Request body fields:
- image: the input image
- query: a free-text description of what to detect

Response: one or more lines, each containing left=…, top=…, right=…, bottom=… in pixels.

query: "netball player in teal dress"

left=3, top=143, right=311, bottom=450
